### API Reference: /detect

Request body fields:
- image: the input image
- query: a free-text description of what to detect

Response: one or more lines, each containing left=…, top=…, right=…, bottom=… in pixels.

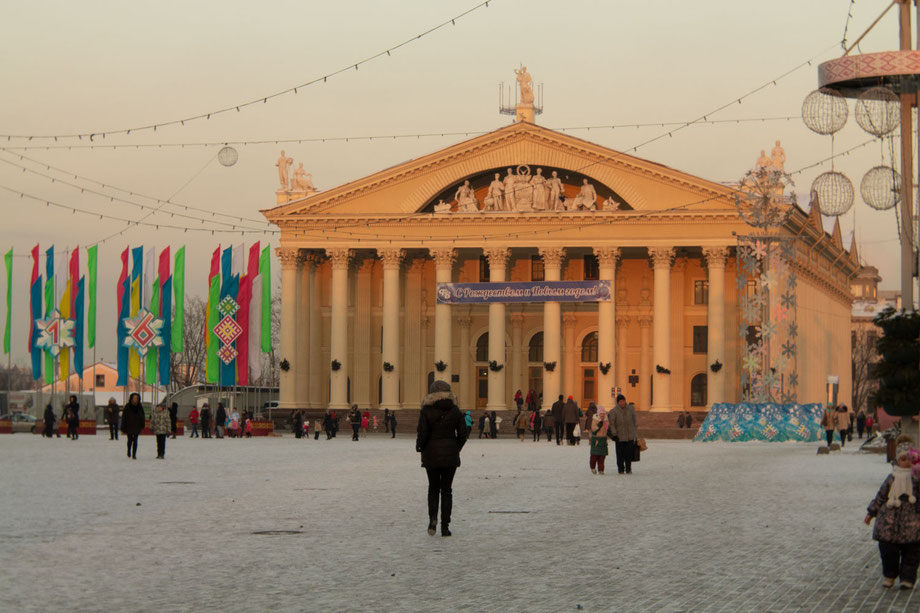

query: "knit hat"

left=597, top=405, right=606, bottom=416
left=423, top=379, right=456, bottom=407
left=616, top=394, right=626, bottom=403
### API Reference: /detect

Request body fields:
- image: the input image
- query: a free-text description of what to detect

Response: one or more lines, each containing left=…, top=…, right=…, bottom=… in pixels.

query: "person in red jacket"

left=188, top=406, right=200, bottom=438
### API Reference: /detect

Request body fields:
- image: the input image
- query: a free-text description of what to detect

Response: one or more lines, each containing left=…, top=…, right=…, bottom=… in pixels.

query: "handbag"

left=632, top=443, right=641, bottom=462
left=637, top=437, right=648, bottom=452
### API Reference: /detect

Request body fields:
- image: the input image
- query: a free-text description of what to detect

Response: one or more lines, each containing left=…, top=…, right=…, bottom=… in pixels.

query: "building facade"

left=263, top=120, right=858, bottom=412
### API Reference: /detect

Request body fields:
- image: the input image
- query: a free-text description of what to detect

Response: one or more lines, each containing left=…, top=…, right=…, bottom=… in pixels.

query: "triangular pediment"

left=262, top=122, right=736, bottom=222
left=830, top=218, right=843, bottom=250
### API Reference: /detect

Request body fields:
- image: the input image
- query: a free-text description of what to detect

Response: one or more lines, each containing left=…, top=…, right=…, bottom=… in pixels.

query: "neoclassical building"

left=262, top=118, right=858, bottom=413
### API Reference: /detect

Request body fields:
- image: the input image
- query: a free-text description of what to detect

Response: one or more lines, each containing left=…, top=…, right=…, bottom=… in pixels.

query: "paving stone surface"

left=0, top=433, right=917, bottom=612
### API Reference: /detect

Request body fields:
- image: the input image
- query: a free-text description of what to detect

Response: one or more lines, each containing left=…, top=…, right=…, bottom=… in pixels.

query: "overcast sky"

left=0, top=0, right=908, bottom=366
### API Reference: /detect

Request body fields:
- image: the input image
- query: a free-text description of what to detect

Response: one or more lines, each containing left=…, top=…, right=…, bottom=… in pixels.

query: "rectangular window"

left=693, top=326, right=708, bottom=354
left=583, top=255, right=599, bottom=280
left=531, top=256, right=544, bottom=282
left=694, top=280, right=709, bottom=305
left=479, top=256, right=490, bottom=282
left=745, top=279, right=758, bottom=300
left=95, top=374, right=105, bottom=388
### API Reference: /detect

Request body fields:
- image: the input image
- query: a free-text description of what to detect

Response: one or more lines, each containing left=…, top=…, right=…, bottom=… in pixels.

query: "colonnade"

left=277, top=245, right=729, bottom=411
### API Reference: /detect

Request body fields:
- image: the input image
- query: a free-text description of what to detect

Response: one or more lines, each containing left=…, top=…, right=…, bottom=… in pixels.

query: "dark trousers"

left=44, top=422, right=55, bottom=437
left=825, top=429, right=834, bottom=446
left=838, top=429, right=848, bottom=447
left=170, top=417, right=177, bottom=437
left=352, top=424, right=360, bottom=440
left=425, top=466, right=457, bottom=525
left=545, top=427, right=553, bottom=442
left=190, top=424, right=199, bottom=438
left=67, top=422, right=78, bottom=439
left=879, top=541, right=920, bottom=583
left=156, top=434, right=167, bottom=458
left=614, top=440, right=635, bottom=473
left=590, top=455, right=606, bottom=472
left=533, top=428, right=540, bottom=442
left=108, top=423, right=118, bottom=440
left=391, top=425, right=396, bottom=438
left=554, top=422, right=564, bottom=444
left=126, top=434, right=139, bottom=458
left=565, top=423, right=576, bottom=445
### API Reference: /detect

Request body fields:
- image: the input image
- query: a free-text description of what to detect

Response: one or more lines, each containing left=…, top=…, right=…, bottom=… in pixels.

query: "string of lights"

left=841, top=0, right=857, bottom=51
left=0, top=0, right=495, bottom=142
left=0, top=116, right=801, bottom=151
left=0, top=150, right=270, bottom=226
left=625, top=42, right=840, bottom=154
left=0, top=154, right=270, bottom=231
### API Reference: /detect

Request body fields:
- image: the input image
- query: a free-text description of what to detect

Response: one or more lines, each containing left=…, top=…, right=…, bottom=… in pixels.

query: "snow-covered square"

left=0, top=433, right=916, bottom=612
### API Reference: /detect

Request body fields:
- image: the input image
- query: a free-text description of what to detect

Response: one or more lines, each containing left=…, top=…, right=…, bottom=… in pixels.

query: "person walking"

left=104, top=398, right=120, bottom=441
left=514, top=410, right=528, bottom=442
left=822, top=405, right=837, bottom=447
left=531, top=409, right=542, bottom=442
left=42, top=403, right=57, bottom=438
left=685, top=411, right=693, bottom=431
left=121, top=392, right=145, bottom=460
left=526, top=389, right=537, bottom=412
left=384, top=408, right=390, bottom=433
left=188, top=406, right=199, bottom=438
left=588, top=406, right=610, bottom=474
left=837, top=405, right=851, bottom=447
left=215, top=403, right=227, bottom=439
left=857, top=409, right=867, bottom=439
left=349, top=405, right=361, bottom=441
left=489, top=411, right=499, bottom=439
left=551, top=395, right=565, bottom=445
left=866, top=414, right=875, bottom=436
left=388, top=410, right=397, bottom=438
left=150, top=402, right=171, bottom=459
left=361, top=410, right=370, bottom=437
left=542, top=409, right=554, bottom=443
left=464, top=410, right=473, bottom=438
left=200, top=403, right=211, bottom=438
left=478, top=413, right=486, bottom=439
left=416, top=380, right=468, bottom=537
left=609, top=395, right=638, bottom=474
left=244, top=416, right=252, bottom=438
left=169, top=402, right=179, bottom=439
left=514, top=390, right=524, bottom=412
left=65, top=395, right=80, bottom=440
left=677, top=412, right=686, bottom=429
left=562, top=396, right=580, bottom=445
left=582, top=402, right=597, bottom=443
left=864, top=439, right=920, bottom=589
left=293, top=411, right=303, bottom=439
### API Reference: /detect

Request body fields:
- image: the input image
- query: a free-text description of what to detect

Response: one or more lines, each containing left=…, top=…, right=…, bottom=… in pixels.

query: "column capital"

left=300, top=249, right=323, bottom=267
left=594, top=247, right=621, bottom=267
left=327, top=248, right=354, bottom=269
left=702, top=246, right=729, bottom=268
left=638, top=314, right=653, bottom=328
left=457, top=316, right=472, bottom=329
left=277, top=247, right=302, bottom=270
left=538, top=247, right=565, bottom=269
left=563, top=312, right=577, bottom=329
left=378, top=248, right=406, bottom=269
left=430, top=248, right=457, bottom=268
left=649, top=247, right=675, bottom=269
left=509, top=312, right=525, bottom=326
left=616, top=313, right=630, bottom=327
left=484, top=247, right=510, bottom=268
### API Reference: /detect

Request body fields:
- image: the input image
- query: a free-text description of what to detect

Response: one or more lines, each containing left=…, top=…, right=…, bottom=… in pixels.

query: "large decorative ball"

left=860, top=165, right=900, bottom=211
left=811, top=171, right=854, bottom=216
left=218, top=146, right=239, bottom=167
left=855, top=86, right=900, bottom=137
left=802, top=88, right=848, bottom=135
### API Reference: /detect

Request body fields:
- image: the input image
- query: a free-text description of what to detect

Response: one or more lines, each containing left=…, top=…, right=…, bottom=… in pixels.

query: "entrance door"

left=528, top=366, right=544, bottom=405
left=476, top=367, right=489, bottom=408
left=582, top=367, right=596, bottom=407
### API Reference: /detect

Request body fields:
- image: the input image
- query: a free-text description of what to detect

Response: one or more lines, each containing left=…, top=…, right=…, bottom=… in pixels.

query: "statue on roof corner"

left=275, top=150, right=293, bottom=189
left=514, top=66, right=534, bottom=105
left=291, top=163, right=317, bottom=192
left=770, top=140, right=786, bottom=171
left=756, top=149, right=771, bottom=170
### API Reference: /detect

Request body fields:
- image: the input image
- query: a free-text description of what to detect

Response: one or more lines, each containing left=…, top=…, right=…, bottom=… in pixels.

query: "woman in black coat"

left=65, top=395, right=80, bottom=440
left=121, top=393, right=146, bottom=460
left=416, top=380, right=467, bottom=537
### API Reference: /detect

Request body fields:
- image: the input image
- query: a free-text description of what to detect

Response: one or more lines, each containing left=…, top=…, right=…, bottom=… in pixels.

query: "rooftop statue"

left=530, top=168, right=548, bottom=211
left=603, top=196, right=622, bottom=210
left=275, top=150, right=293, bottom=189
left=454, top=180, right=479, bottom=213
left=756, top=149, right=771, bottom=170
left=771, top=140, right=786, bottom=171
left=503, top=168, right=518, bottom=211
left=514, top=66, right=534, bottom=105
left=292, top=163, right=317, bottom=192
left=484, top=173, right=504, bottom=211
left=547, top=171, right=564, bottom=210
left=570, top=178, right=598, bottom=210
left=434, top=199, right=452, bottom=213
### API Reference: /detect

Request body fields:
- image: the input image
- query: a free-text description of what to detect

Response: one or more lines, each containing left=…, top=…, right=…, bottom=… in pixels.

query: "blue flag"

left=159, top=276, right=172, bottom=385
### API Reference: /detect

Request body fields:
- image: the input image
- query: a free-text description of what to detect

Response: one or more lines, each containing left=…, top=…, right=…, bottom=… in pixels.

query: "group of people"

left=41, top=395, right=82, bottom=439
left=290, top=408, right=399, bottom=440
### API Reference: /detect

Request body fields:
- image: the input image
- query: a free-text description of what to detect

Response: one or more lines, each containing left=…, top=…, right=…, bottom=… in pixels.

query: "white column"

left=354, top=256, right=374, bottom=407
left=639, top=313, right=652, bottom=410
left=616, top=313, right=629, bottom=395
left=327, top=248, right=353, bottom=410
left=296, top=252, right=315, bottom=408
left=458, top=316, right=472, bottom=410
left=485, top=248, right=509, bottom=411
left=540, top=247, right=564, bottom=411
left=563, top=313, right=577, bottom=402
left=432, top=248, right=456, bottom=382
left=595, top=247, right=620, bottom=408
left=379, top=248, right=404, bottom=410
left=307, top=257, right=322, bottom=409
left=650, top=247, right=674, bottom=411
left=277, top=248, right=302, bottom=409
left=703, top=247, right=728, bottom=407
left=510, top=312, right=524, bottom=401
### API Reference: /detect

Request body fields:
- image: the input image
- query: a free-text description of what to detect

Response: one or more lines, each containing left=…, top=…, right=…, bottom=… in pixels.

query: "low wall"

left=0, top=420, right=10, bottom=434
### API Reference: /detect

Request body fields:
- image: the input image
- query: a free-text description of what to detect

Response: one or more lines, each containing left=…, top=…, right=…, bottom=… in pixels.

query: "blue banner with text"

left=436, top=280, right=611, bottom=304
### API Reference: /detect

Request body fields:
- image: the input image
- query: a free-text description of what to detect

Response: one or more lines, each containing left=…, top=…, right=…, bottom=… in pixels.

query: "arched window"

left=476, top=333, right=489, bottom=362
left=690, top=373, right=707, bottom=407
left=581, top=331, right=598, bottom=362
left=528, top=332, right=544, bottom=362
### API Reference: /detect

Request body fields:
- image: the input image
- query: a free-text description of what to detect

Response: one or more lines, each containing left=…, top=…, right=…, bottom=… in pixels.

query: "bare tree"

left=169, top=296, right=208, bottom=391
left=851, top=328, right=878, bottom=413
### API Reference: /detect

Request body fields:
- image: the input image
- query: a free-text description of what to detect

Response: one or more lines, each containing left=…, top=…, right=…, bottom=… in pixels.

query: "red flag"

left=209, top=246, right=220, bottom=282
left=236, top=243, right=260, bottom=386
left=158, top=246, right=170, bottom=311
left=69, top=247, right=79, bottom=314
left=117, top=248, right=128, bottom=312
left=29, top=245, right=39, bottom=352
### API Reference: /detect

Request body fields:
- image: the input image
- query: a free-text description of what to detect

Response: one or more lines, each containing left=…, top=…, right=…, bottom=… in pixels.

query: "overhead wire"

left=0, top=0, right=496, bottom=142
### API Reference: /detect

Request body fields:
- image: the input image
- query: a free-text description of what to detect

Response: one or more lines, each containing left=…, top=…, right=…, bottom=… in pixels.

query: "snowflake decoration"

left=781, top=341, right=796, bottom=358
left=780, top=240, right=795, bottom=260
left=35, top=310, right=76, bottom=357
left=787, top=372, right=799, bottom=388
left=753, top=241, right=768, bottom=259
left=742, top=353, right=760, bottom=372
left=774, top=305, right=789, bottom=323
left=780, top=291, right=796, bottom=309
left=758, top=321, right=777, bottom=340
left=786, top=272, right=797, bottom=289
left=742, top=301, right=760, bottom=323
left=218, top=296, right=239, bottom=317
left=122, top=309, right=164, bottom=357
left=760, top=270, right=779, bottom=290
left=787, top=323, right=798, bottom=338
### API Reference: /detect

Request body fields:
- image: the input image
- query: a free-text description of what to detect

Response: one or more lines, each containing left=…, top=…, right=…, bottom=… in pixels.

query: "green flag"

left=260, top=246, right=271, bottom=352
left=206, top=274, right=220, bottom=383
left=3, top=248, right=11, bottom=354
left=146, top=279, right=159, bottom=385
left=171, top=246, right=185, bottom=352
left=87, top=245, right=97, bottom=348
